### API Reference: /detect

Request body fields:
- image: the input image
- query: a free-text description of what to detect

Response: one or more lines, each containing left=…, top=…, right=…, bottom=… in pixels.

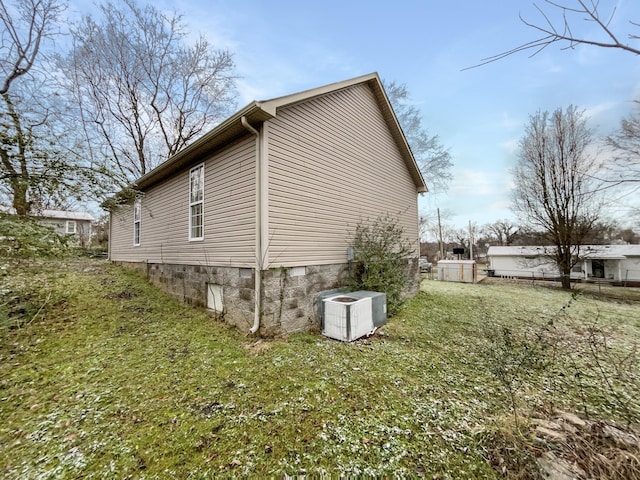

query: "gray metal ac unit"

left=342, top=290, right=387, bottom=327
left=323, top=295, right=373, bottom=342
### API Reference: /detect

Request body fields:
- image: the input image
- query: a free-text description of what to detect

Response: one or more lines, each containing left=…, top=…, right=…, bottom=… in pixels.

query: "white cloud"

left=499, top=112, right=522, bottom=130
left=488, top=199, right=512, bottom=212
left=584, top=101, right=617, bottom=120
left=450, top=169, right=509, bottom=197
left=500, top=138, right=520, bottom=157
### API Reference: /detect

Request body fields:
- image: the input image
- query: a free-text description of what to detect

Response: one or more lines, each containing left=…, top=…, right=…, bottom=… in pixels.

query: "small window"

left=133, top=198, right=141, bottom=246
left=189, top=164, right=204, bottom=241
left=66, top=220, right=76, bottom=234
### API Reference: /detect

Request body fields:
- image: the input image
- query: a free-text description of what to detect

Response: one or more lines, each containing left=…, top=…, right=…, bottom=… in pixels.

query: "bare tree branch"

left=0, top=0, right=63, bottom=94
left=384, top=80, right=453, bottom=193
left=606, top=98, right=640, bottom=186
left=466, top=0, right=639, bottom=70
left=0, top=0, right=70, bottom=215
left=60, top=0, right=237, bottom=183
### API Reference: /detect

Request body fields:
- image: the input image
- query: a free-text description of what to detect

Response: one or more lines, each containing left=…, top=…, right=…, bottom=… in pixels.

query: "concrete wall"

left=116, top=261, right=256, bottom=330
left=114, top=257, right=420, bottom=336
left=115, top=261, right=350, bottom=335
left=259, top=263, right=350, bottom=335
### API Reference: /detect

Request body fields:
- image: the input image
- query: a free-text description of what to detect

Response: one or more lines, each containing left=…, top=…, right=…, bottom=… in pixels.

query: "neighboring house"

left=0, top=207, right=94, bottom=245
left=487, top=245, right=640, bottom=284
left=107, top=72, right=427, bottom=335
left=36, top=210, right=94, bottom=245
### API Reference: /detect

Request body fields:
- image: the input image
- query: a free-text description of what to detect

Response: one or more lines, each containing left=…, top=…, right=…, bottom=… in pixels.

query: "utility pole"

left=469, top=220, right=474, bottom=260
left=437, top=208, right=444, bottom=260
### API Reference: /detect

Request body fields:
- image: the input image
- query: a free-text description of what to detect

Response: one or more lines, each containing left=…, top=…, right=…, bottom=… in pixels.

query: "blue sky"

left=71, top=0, right=640, bottom=229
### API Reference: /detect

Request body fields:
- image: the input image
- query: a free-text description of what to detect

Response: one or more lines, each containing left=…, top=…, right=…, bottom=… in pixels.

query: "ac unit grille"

left=322, top=295, right=373, bottom=342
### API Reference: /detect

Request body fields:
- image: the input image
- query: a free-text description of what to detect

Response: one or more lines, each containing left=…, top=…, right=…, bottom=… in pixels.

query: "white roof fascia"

left=41, top=210, right=95, bottom=221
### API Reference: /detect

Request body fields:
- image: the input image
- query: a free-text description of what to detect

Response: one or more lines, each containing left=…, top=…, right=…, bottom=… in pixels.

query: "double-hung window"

left=189, top=164, right=204, bottom=241
left=133, top=198, right=141, bottom=246
left=66, top=220, right=76, bottom=234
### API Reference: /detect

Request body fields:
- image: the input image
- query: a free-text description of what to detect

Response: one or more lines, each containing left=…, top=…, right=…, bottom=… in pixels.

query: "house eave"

left=134, top=102, right=276, bottom=191
left=127, top=72, right=427, bottom=194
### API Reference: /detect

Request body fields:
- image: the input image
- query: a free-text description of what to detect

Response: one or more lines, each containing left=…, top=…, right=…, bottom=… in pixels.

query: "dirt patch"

left=104, top=289, right=138, bottom=300
left=243, top=339, right=276, bottom=355
left=64, top=257, right=109, bottom=273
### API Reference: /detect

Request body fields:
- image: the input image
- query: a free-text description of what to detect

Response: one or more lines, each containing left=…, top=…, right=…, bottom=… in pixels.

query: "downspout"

left=108, top=211, right=112, bottom=261
left=241, top=116, right=262, bottom=334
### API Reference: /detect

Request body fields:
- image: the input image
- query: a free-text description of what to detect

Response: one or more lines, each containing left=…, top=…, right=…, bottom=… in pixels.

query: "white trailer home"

left=487, top=245, right=640, bottom=284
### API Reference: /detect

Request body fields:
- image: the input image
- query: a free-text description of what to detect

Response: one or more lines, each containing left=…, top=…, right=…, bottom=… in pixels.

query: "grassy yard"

left=1, top=259, right=639, bottom=478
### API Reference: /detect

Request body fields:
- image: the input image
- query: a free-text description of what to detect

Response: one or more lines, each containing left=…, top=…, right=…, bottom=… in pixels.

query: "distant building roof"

left=487, top=245, right=640, bottom=259
left=0, top=206, right=94, bottom=221
left=39, top=210, right=95, bottom=221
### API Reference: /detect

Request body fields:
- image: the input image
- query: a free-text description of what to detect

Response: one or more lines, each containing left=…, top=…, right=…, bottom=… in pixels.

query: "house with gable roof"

left=0, top=207, right=94, bottom=245
left=37, top=210, right=94, bottom=245
left=107, top=72, right=427, bottom=335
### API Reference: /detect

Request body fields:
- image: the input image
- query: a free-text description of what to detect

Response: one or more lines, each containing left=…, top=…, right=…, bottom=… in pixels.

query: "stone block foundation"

left=113, top=259, right=420, bottom=336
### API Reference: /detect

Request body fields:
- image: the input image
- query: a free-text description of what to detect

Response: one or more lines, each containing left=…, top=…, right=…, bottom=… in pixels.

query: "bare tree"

left=472, top=0, right=639, bottom=68
left=0, top=0, right=62, bottom=95
left=384, top=81, right=453, bottom=192
left=512, top=105, right=603, bottom=289
left=620, top=227, right=638, bottom=244
left=61, top=0, right=236, bottom=184
left=484, top=219, right=520, bottom=246
left=0, top=0, right=77, bottom=215
left=606, top=98, right=640, bottom=183
left=580, top=219, right=620, bottom=244
left=451, top=222, right=480, bottom=259
left=510, top=226, right=555, bottom=246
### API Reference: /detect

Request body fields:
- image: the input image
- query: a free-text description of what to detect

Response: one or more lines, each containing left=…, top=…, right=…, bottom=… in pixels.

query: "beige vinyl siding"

left=109, top=136, right=256, bottom=267
left=109, top=204, right=134, bottom=255
left=267, top=83, right=419, bottom=266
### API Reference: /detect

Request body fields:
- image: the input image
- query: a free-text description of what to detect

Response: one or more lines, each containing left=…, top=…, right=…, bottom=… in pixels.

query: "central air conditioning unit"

left=322, top=295, right=374, bottom=342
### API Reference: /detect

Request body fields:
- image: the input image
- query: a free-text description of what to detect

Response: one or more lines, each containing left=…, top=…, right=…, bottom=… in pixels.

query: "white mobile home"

left=487, top=245, right=640, bottom=283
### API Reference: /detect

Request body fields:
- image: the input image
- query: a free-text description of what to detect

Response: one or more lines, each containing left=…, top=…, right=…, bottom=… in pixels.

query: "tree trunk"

left=2, top=93, right=30, bottom=216
left=11, top=180, right=29, bottom=216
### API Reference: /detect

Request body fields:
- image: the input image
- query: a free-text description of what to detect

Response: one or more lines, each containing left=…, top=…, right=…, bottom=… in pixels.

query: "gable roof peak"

left=259, top=72, right=381, bottom=110
left=132, top=72, right=427, bottom=193
left=257, top=72, right=426, bottom=193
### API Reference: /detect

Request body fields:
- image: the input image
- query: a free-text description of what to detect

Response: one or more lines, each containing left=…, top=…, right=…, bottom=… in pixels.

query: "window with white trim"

left=66, top=220, right=76, bottom=234
left=189, top=164, right=204, bottom=240
left=133, top=198, right=141, bottom=246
